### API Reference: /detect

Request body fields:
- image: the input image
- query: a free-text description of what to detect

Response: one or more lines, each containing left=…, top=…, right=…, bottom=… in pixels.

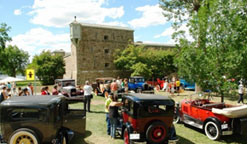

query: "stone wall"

left=64, top=22, right=175, bottom=86
left=67, top=24, right=134, bottom=85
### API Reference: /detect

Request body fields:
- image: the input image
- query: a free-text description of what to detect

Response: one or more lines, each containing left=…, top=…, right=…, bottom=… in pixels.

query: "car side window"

left=129, top=78, right=135, bottom=83
left=10, top=108, right=44, bottom=121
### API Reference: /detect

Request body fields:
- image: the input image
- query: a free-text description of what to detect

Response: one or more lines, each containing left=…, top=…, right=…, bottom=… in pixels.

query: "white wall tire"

left=9, top=128, right=39, bottom=144
left=204, top=121, right=221, bottom=140
left=62, top=136, right=67, bottom=144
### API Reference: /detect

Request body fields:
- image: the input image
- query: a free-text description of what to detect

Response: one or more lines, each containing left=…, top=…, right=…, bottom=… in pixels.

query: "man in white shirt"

left=84, top=81, right=93, bottom=112
left=27, top=83, right=33, bottom=96
left=238, top=81, right=244, bottom=104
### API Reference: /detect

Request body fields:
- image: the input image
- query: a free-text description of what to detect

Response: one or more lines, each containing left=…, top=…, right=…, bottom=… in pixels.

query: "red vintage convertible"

left=174, top=99, right=247, bottom=140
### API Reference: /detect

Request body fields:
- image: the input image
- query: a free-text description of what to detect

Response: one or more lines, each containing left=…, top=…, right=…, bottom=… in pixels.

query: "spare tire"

left=146, top=121, right=168, bottom=144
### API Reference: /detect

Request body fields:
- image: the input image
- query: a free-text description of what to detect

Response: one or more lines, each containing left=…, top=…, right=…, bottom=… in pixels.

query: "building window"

left=105, top=63, right=110, bottom=68
left=104, top=49, right=109, bottom=54
left=104, top=35, right=109, bottom=40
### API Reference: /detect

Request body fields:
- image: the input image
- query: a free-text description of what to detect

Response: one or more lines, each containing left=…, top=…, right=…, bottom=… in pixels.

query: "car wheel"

left=124, top=128, right=134, bottom=144
left=62, top=135, right=67, bottom=144
left=146, top=121, right=168, bottom=144
left=173, top=114, right=180, bottom=124
left=9, top=128, right=40, bottom=144
left=58, top=132, right=67, bottom=144
left=204, top=121, right=221, bottom=140
left=136, top=88, right=142, bottom=93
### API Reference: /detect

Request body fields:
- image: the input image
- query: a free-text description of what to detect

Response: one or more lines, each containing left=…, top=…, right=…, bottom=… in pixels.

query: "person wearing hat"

left=23, top=88, right=29, bottom=96
left=83, top=81, right=93, bottom=112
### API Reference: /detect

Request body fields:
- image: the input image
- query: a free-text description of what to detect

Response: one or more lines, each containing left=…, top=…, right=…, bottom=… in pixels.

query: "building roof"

left=125, top=93, right=175, bottom=106
left=1, top=95, right=63, bottom=107
left=134, top=42, right=176, bottom=48
left=76, top=22, right=134, bottom=31
left=53, top=49, right=65, bottom=53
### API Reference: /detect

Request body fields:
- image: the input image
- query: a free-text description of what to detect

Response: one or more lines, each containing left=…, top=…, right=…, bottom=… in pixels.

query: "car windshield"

left=136, top=78, right=144, bottom=82
left=129, top=78, right=144, bottom=83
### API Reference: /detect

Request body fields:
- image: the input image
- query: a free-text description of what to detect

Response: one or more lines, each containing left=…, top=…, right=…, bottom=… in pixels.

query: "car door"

left=62, top=98, right=86, bottom=135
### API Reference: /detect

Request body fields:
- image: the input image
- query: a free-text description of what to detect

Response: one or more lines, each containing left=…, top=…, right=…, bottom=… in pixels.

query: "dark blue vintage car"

left=128, top=76, right=153, bottom=93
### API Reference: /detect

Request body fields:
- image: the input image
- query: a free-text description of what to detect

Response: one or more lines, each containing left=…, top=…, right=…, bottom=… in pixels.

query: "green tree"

left=114, top=44, right=177, bottom=80
left=0, top=23, right=12, bottom=69
left=0, top=23, right=11, bottom=50
left=2, top=45, right=29, bottom=77
left=29, top=51, right=65, bottom=85
left=160, top=0, right=247, bottom=102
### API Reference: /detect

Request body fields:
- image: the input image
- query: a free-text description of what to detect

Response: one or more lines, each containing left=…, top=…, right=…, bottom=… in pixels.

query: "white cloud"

left=154, top=23, right=193, bottom=42
left=128, top=4, right=167, bottom=28
left=28, top=0, right=124, bottom=27
left=14, top=9, right=22, bottom=15
left=9, top=28, right=70, bottom=58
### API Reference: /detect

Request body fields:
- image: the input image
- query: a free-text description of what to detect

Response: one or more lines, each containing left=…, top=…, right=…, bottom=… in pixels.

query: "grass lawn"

left=70, top=91, right=247, bottom=144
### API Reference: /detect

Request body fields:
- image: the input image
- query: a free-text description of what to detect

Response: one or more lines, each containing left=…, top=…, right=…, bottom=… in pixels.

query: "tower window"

left=104, top=49, right=109, bottom=54
left=105, top=63, right=110, bottom=68
left=104, top=35, right=109, bottom=40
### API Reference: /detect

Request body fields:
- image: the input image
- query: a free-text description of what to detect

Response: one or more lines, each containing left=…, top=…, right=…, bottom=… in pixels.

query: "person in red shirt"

left=41, top=87, right=46, bottom=95
left=52, top=85, right=58, bottom=95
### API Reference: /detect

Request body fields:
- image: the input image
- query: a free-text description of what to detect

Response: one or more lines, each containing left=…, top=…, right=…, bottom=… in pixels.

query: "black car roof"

left=124, top=93, right=174, bottom=105
left=0, top=95, right=63, bottom=106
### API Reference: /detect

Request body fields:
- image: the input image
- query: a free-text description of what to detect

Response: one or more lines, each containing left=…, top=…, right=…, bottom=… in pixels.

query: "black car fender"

left=124, top=122, right=133, bottom=133
left=203, top=117, right=222, bottom=131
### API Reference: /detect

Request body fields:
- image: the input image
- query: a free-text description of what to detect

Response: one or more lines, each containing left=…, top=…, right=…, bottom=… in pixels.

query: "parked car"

left=93, top=77, right=115, bottom=96
left=174, top=99, right=247, bottom=140
left=61, top=85, right=80, bottom=97
left=55, top=79, right=82, bottom=97
left=0, top=95, right=86, bottom=144
left=128, top=76, right=154, bottom=93
left=179, top=79, right=195, bottom=91
left=120, top=93, right=178, bottom=144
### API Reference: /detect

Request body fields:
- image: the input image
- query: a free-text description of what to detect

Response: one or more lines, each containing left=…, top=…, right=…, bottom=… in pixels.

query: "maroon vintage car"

left=174, top=99, right=247, bottom=140
left=121, top=93, right=178, bottom=144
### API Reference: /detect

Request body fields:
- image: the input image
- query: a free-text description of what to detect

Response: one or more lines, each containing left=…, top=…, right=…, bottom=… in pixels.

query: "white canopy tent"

left=0, top=77, right=24, bottom=83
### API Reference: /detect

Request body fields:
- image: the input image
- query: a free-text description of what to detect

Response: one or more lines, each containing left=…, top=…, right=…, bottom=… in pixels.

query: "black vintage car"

left=0, top=95, right=86, bottom=144
left=120, top=93, right=178, bottom=144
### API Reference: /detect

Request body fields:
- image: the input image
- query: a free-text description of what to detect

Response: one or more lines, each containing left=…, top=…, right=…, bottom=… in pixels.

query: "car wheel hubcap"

left=151, top=126, right=166, bottom=142
left=16, top=135, right=34, bottom=144
left=208, top=125, right=217, bottom=137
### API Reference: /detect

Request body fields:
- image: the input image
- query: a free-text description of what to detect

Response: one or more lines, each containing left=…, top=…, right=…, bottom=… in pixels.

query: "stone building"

left=63, top=20, right=175, bottom=85
left=64, top=20, right=134, bottom=85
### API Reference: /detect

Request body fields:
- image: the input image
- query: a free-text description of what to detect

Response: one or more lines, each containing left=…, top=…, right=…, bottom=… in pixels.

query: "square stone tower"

left=64, top=20, right=134, bottom=85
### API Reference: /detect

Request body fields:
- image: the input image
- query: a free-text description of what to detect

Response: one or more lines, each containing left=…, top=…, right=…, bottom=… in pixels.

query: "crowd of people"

left=0, top=82, right=35, bottom=102
left=158, top=77, right=181, bottom=96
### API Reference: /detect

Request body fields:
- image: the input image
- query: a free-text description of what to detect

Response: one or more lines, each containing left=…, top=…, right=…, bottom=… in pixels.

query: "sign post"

left=26, top=69, right=36, bottom=95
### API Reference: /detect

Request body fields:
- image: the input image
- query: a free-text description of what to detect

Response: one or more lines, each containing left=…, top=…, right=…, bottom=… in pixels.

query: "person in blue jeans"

left=108, top=97, right=122, bottom=139
left=105, top=91, right=112, bottom=135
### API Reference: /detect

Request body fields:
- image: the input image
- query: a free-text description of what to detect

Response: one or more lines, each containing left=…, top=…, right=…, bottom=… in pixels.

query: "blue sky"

left=0, top=0, right=178, bottom=58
